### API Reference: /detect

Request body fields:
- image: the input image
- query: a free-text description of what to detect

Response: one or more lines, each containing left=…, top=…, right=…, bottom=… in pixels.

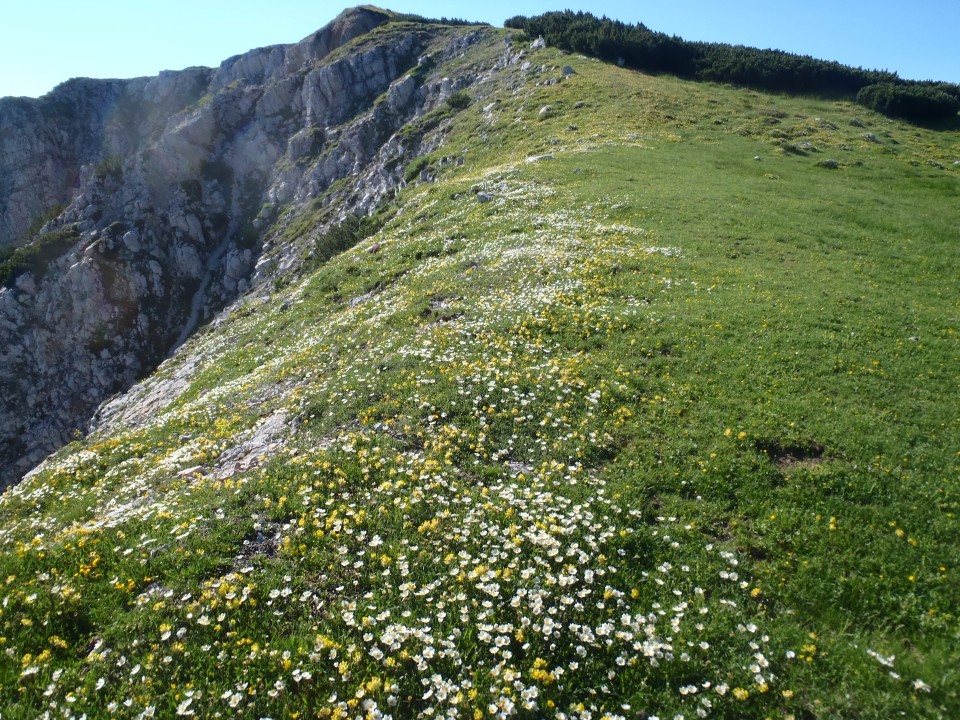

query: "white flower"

left=912, top=679, right=931, bottom=692
left=292, top=668, right=313, bottom=682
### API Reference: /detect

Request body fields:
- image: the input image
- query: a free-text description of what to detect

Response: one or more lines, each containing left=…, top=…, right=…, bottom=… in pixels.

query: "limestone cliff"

left=0, top=7, right=510, bottom=486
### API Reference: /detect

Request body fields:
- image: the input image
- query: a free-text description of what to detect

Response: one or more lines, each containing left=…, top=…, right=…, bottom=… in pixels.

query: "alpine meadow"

left=0, top=7, right=957, bottom=720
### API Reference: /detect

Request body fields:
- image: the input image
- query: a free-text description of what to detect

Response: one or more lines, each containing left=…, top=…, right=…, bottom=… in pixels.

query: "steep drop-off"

left=0, top=7, right=512, bottom=486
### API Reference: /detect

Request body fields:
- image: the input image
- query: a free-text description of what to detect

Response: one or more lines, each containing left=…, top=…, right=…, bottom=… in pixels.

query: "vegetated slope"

left=0, top=7, right=502, bottom=487
left=1, top=29, right=959, bottom=720
left=505, top=10, right=960, bottom=126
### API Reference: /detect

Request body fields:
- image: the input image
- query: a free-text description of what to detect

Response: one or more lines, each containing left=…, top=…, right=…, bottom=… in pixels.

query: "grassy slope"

left=0, top=33, right=958, bottom=720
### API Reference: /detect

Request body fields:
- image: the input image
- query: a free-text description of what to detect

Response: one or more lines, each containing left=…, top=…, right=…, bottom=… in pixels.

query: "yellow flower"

left=733, top=687, right=749, bottom=700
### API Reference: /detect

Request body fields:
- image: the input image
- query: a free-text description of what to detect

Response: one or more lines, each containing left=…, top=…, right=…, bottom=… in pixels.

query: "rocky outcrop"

left=0, top=7, right=504, bottom=487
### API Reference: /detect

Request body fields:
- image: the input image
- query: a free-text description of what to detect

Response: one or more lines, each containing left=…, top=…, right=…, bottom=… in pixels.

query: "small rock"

left=816, top=159, right=840, bottom=169
left=530, top=36, right=546, bottom=50
left=927, top=160, right=945, bottom=169
left=122, top=230, right=141, bottom=253
left=754, top=156, right=762, bottom=161
left=850, top=118, right=864, bottom=127
left=526, top=154, right=554, bottom=163
left=863, top=132, right=878, bottom=143
left=574, top=101, right=585, bottom=109
left=14, top=273, right=36, bottom=294
left=369, top=243, right=382, bottom=254
left=349, top=291, right=375, bottom=307
left=562, top=65, right=576, bottom=75
left=538, top=105, right=553, bottom=118
left=477, top=192, right=494, bottom=203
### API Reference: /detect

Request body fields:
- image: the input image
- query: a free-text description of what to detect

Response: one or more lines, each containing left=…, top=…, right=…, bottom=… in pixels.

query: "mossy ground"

left=1, top=34, right=957, bottom=720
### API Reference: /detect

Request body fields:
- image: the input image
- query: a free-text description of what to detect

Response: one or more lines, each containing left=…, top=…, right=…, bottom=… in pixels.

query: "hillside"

left=505, top=11, right=960, bottom=126
left=0, top=6, right=495, bottom=485
left=1, top=7, right=959, bottom=719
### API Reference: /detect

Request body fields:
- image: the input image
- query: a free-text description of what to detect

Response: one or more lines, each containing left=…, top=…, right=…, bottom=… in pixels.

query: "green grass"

left=0, top=225, right=80, bottom=287
left=0, top=32, right=957, bottom=720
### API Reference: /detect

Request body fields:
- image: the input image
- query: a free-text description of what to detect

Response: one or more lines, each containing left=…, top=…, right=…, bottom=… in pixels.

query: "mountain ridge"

left=0, top=6, right=503, bottom=486
left=0, top=7, right=958, bottom=718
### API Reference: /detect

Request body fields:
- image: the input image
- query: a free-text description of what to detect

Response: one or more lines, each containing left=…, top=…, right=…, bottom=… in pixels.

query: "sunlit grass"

left=0, top=28, right=957, bottom=720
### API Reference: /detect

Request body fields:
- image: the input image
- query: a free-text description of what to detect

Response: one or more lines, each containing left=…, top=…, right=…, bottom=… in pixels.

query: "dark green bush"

left=506, top=11, right=960, bottom=125
left=95, top=154, right=124, bottom=181
left=446, top=91, right=472, bottom=111
left=0, top=226, right=80, bottom=287
left=300, top=208, right=395, bottom=277
left=21, top=203, right=66, bottom=242
left=391, top=13, right=484, bottom=26
left=857, top=83, right=960, bottom=125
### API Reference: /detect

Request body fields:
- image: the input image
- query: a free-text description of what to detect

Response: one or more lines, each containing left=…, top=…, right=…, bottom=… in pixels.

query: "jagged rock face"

left=0, top=7, right=498, bottom=487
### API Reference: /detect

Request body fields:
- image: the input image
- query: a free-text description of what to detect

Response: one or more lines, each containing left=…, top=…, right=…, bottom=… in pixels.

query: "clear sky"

left=2, top=0, right=958, bottom=99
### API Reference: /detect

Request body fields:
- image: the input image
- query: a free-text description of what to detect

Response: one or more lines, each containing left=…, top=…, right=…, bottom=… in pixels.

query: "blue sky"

left=2, top=0, right=958, bottom=98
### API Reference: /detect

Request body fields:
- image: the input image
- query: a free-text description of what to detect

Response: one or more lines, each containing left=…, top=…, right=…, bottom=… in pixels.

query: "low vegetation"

left=0, top=16, right=957, bottom=720
left=505, top=10, right=960, bottom=125
left=0, top=225, right=80, bottom=287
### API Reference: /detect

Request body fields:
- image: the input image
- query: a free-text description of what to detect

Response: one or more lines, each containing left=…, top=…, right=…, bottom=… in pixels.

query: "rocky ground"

left=0, top=8, right=519, bottom=486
